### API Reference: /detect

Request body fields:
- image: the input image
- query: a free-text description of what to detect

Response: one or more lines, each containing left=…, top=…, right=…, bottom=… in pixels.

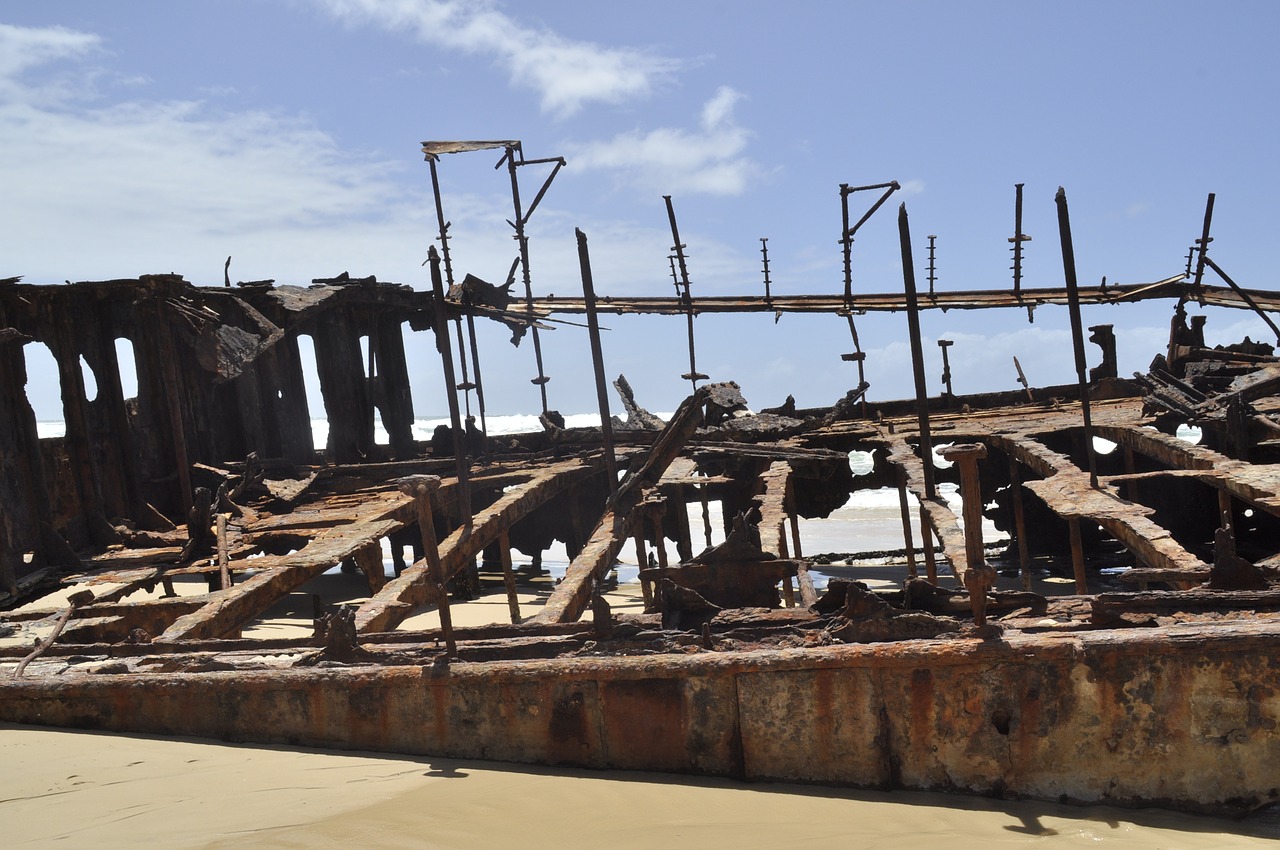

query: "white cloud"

left=0, top=23, right=442, bottom=284
left=0, top=22, right=101, bottom=102
left=310, top=0, right=680, bottom=117
left=567, top=86, right=756, bottom=196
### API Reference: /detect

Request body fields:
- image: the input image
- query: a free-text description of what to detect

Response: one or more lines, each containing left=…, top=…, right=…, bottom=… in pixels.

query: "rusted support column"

left=788, top=511, right=804, bottom=560
left=663, top=195, right=708, bottom=391
left=216, top=513, right=231, bottom=590
left=1007, top=455, right=1032, bottom=591
left=937, top=339, right=954, bottom=402
left=1218, top=489, right=1233, bottom=532
left=1054, top=186, right=1099, bottom=490
left=631, top=527, right=653, bottom=608
left=673, top=491, right=693, bottom=562
left=898, top=203, right=937, bottom=500
left=919, top=506, right=937, bottom=584
left=503, top=144, right=552, bottom=414
left=576, top=228, right=618, bottom=499
left=428, top=245, right=472, bottom=531
left=781, top=571, right=796, bottom=608
left=1192, top=192, right=1215, bottom=288
left=1068, top=516, right=1088, bottom=595
left=498, top=529, right=521, bottom=625
left=895, top=468, right=918, bottom=580
left=399, top=475, right=454, bottom=655
left=352, top=540, right=386, bottom=595
left=938, top=443, right=996, bottom=627
left=649, top=505, right=670, bottom=572
left=1010, top=182, right=1030, bottom=294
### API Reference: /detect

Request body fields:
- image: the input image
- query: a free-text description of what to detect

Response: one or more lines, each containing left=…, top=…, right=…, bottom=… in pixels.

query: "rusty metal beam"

left=534, top=389, right=709, bottom=624
left=355, top=458, right=597, bottom=634
left=516, top=276, right=1218, bottom=317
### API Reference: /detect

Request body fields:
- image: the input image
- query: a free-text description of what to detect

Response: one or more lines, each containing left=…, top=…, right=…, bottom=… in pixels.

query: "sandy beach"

left=3, top=724, right=1275, bottom=849
left=4, top=449, right=1266, bottom=847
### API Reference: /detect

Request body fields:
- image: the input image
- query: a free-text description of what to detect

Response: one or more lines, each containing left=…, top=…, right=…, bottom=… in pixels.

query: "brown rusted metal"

left=6, top=174, right=1280, bottom=819
left=937, top=443, right=995, bottom=629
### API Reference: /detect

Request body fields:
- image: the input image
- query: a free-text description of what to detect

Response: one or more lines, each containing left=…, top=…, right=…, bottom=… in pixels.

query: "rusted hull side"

left=3, top=622, right=1277, bottom=814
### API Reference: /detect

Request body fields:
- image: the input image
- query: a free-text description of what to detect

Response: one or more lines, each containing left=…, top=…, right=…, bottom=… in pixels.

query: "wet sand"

left=2, top=725, right=1275, bottom=849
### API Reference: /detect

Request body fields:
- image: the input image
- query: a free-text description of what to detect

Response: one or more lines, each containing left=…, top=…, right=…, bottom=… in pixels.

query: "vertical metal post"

left=760, top=237, right=772, bottom=302
left=895, top=468, right=918, bottom=580
left=428, top=246, right=473, bottom=531
left=504, top=144, right=551, bottom=413
left=1010, top=183, right=1031, bottom=294
left=899, top=203, right=937, bottom=500
left=216, top=513, right=231, bottom=590
left=938, top=443, right=996, bottom=627
left=1068, top=516, right=1088, bottom=595
left=498, top=529, right=521, bottom=625
left=1193, top=192, right=1215, bottom=288
left=840, top=185, right=852, bottom=302
left=427, top=155, right=476, bottom=421
left=464, top=307, right=488, bottom=438
left=919, top=507, right=937, bottom=584
left=399, top=476, right=455, bottom=656
left=1055, top=187, right=1100, bottom=490
left=632, top=528, right=653, bottom=607
left=576, top=228, right=619, bottom=499
left=937, top=339, right=954, bottom=402
left=664, top=195, right=708, bottom=390
left=926, top=235, right=937, bottom=297
left=842, top=314, right=869, bottom=418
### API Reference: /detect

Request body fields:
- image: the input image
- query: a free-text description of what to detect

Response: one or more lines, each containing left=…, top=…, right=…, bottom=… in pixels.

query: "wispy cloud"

left=568, top=86, right=756, bottom=196
left=0, top=22, right=101, bottom=102
left=309, top=0, right=680, bottom=117
left=0, top=22, right=434, bottom=284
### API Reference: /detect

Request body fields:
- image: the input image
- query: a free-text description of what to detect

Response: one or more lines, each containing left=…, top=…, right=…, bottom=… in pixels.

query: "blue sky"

left=4, top=1, right=1278, bottom=418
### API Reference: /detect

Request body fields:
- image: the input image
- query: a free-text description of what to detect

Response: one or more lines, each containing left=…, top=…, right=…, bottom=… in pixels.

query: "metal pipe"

left=760, top=237, right=772, bottom=302
left=1201, top=254, right=1280, bottom=346
left=1010, top=183, right=1030, bottom=294
left=899, top=203, right=937, bottom=500
left=1193, top=192, right=1215, bottom=288
left=926, top=235, right=937, bottom=297
left=895, top=468, right=918, bottom=580
left=938, top=443, right=995, bottom=628
left=504, top=144, right=551, bottom=413
left=663, top=195, right=708, bottom=389
left=499, top=529, right=521, bottom=625
left=576, top=228, right=619, bottom=499
left=427, top=246, right=472, bottom=531
left=1054, top=186, right=1100, bottom=490
left=840, top=184, right=853, bottom=302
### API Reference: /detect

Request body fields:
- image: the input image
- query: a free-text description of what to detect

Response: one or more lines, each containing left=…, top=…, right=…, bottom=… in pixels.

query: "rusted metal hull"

left=3, top=620, right=1277, bottom=815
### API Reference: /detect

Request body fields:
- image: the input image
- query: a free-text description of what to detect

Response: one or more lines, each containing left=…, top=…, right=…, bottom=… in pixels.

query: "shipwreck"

left=4, top=142, right=1280, bottom=816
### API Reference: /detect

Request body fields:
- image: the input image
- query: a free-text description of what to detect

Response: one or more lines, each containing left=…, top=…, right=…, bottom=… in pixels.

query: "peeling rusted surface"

left=5, top=186, right=1280, bottom=818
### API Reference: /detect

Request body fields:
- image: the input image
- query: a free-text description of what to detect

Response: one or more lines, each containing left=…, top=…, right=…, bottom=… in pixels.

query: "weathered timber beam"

left=161, top=515, right=404, bottom=641
left=533, top=389, right=710, bottom=624
left=355, top=459, right=596, bottom=634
